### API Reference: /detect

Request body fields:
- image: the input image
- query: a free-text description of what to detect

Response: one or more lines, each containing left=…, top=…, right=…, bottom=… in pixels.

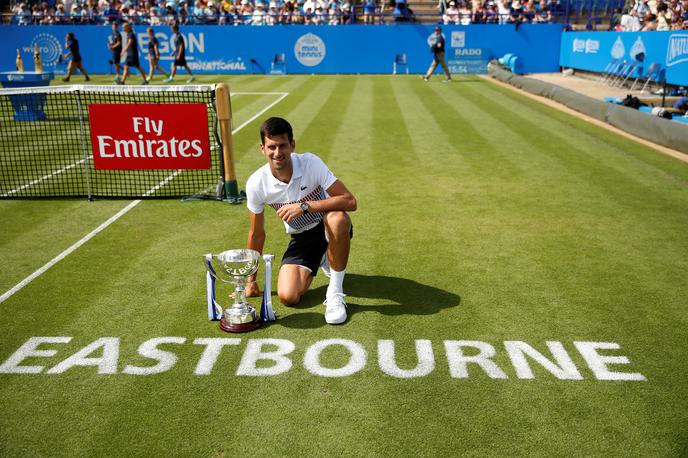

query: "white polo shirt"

left=246, top=152, right=337, bottom=234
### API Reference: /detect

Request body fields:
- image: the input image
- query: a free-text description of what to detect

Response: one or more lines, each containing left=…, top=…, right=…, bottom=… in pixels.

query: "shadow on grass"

left=276, top=274, right=460, bottom=329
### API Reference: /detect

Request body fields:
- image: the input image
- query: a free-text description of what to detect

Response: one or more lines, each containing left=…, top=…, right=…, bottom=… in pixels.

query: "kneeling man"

left=245, top=117, right=357, bottom=325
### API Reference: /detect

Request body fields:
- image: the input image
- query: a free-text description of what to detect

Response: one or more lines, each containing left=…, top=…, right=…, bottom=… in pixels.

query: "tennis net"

left=0, top=84, right=233, bottom=200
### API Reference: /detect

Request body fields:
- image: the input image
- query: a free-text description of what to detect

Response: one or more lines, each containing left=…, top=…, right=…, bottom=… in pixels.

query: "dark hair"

left=172, top=24, right=179, bottom=32
left=260, top=117, right=294, bottom=143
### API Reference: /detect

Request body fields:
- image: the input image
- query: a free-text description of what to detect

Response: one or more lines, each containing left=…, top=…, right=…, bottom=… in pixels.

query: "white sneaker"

left=165, top=77, right=173, bottom=83
left=187, top=76, right=196, bottom=83
left=320, top=254, right=331, bottom=278
left=324, top=293, right=347, bottom=325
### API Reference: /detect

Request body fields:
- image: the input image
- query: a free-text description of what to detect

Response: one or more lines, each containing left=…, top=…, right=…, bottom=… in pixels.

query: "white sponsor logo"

left=294, top=33, right=326, bottom=67
left=573, top=38, right=586, bottom=53
left=585, top=39, right=600, bottom=54
left=26, top=33, right=62, bottom=66
left=7, top=74, right=25, bottom=81
left=454, top=48, right=482, bottom=57
left=138, top=32, right=205, bottom=60
left=189, top=58, right=247, bottom=72
left=611, top=35, right=625, bottom=59
left=451, top=31, right=465, bottom=48
left=96, top=116, right=202, bottom=159
left=667, top=34, right=688, bottom=67
left=630, top=36, right=645, bottom=60
left=0, top=337, right=648, bottom=381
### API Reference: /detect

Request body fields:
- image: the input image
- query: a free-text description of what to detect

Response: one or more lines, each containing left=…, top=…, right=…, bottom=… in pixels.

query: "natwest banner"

left=89, top=103, right=211, bottom=170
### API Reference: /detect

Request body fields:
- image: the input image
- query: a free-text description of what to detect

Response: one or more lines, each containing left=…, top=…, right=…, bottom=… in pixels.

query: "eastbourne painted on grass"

left=0, top=337, right=647, bottom=381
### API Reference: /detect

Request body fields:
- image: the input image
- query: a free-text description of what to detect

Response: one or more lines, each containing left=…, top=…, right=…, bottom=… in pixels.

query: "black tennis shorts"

left=125, top=55, right=139, bottom=67
left=174, top=56, right=187, bottom=66
left=112, top=48, right=121, bottom=64
left=282, top=220, right=353, bottom=276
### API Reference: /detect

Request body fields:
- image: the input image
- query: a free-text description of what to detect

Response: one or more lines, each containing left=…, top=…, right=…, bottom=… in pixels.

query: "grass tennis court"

left=1, top=74, right=687, bottom=456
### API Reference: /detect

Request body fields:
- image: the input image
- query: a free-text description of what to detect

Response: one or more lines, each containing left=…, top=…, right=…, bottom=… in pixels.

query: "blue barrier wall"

left=2, top=24, right=561, bottom=76
left=560, top=31, right=688, bottom=86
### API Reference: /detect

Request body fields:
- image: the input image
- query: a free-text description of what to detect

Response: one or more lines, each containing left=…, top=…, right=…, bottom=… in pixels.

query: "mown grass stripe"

left=371, top=76, right=415, bottom=171
left=296, top=76, right=356, bottom=165
left=411, top=78, right=521, bottom=179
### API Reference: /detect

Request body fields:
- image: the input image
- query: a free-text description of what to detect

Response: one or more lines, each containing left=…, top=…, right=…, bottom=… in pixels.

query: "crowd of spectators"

left=610, top=0, right=688, bottom=30
left=9, top=0, right=384, bottom=25
left=438, top=0, right=552, bottom=24
left=10, top=0, right=686, bottom=27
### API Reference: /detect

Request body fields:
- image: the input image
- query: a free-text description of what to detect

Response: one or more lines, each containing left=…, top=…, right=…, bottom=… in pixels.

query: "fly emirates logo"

left=89, top=103, right=211, bottom=170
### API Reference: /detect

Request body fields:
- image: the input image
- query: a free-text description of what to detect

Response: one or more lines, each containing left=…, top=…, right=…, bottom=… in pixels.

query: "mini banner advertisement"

left=560, top=31, right=688, bottom=86
left=1, top=25, right=561, bottom=75
left=88, top=103, right=210, bottom=170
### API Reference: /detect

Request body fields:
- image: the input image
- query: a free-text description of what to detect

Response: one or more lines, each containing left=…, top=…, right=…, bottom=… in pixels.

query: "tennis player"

left=107, top=22, right=123, bottom=82
left=244, top=117, right=357, bottom=325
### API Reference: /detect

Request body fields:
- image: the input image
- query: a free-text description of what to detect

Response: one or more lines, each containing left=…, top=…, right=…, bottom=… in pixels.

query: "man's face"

left=260, top=133, right=294, bottom=173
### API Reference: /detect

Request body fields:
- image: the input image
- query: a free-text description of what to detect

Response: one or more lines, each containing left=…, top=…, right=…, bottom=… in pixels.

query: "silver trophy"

left=204, top=249, right=262, bottom=333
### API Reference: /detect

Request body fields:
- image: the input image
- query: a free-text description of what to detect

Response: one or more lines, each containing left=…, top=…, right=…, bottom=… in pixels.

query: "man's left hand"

left=276, top=203, right=303, bottom=222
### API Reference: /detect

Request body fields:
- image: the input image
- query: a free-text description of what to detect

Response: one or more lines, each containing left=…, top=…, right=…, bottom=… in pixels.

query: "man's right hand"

left=245, top=281, right=262, bottom=298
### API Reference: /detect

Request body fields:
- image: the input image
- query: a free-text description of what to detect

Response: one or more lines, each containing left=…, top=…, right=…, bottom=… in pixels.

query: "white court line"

left=0, top=91, right=289, bottom=304
left=2, top=158, right=86, bottom=197
left=1, top=91, right=287, bottom=198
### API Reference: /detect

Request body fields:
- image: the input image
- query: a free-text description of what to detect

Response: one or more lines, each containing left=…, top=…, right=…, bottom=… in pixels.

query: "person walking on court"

left=146, top=27, right=168, bottom=81
left=165, top=24, right=195, bottom=83
left=244, top=117, right=357, bottom=325
left=62, top=32, right=90, bottom=82
left=118, top=23, right=148, bottom=85
left=422, top=26, right=451, bottom=82
left=108, top=22, right=123, bottom=82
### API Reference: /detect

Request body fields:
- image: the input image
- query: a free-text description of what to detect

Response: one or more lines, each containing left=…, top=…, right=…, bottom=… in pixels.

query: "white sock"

left=327, top=269, right=345, bottom=298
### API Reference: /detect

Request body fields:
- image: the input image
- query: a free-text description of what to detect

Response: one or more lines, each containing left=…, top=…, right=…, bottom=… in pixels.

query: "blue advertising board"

left=1, top=24, right=561, bottom=76
left=560, top=31, right=688, bottom=86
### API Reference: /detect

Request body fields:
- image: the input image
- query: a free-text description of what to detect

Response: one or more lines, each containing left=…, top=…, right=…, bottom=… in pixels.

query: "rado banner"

left=88, top=104, right=211, bottom=170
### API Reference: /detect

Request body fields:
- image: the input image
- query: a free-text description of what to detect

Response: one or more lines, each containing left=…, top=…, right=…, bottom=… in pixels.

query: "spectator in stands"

left=340, top=0, right=353, bottom=23
left=656, top=1, right=671, bottom=28
left=443, top=0, right=459, bottom=23
left=459, top=1, right=472, bottom=23
left=620, top=6, right=642, bottom=28
left=485, top=3, right=498, bottom=22
left=473, top=2, right=487, bottom=23
left=641, top=11, right=658, bottom=27
left=252, top=2, right=267, bottom=24
left=279, top=1, right=292, bottom=23
left=239, top=0, right=254, bottom=23
left=192, top=0, right=205, bottom=23
left=62, top=32, right=91, bottom=82
left=363, top=0, right=376, bottom=23
left=535, top=2, right=551, bottom=21
left=328, top=4, right=339, bottom=23
left=437, top=0, right=448, bottom=16
left=497, top=0, right=511, bottom=23
left=422, top=26, right=451, bottom=83
left=177, top=3, right=190, bottom=23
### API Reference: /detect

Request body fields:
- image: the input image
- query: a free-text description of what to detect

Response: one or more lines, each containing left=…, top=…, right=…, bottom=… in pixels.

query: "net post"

left=215, top=83, right=245, bottom=204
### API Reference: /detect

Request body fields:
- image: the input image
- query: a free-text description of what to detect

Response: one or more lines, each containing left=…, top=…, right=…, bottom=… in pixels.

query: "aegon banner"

left=560, top=31, right=688, bottom=86
left=1, top=25, right=561, bottom=75
left=89, top=103, right=210, bottom=170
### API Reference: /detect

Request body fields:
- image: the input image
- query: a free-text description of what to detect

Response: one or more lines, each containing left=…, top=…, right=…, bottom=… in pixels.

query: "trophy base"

left=219, top=317, right=262, bottom=333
